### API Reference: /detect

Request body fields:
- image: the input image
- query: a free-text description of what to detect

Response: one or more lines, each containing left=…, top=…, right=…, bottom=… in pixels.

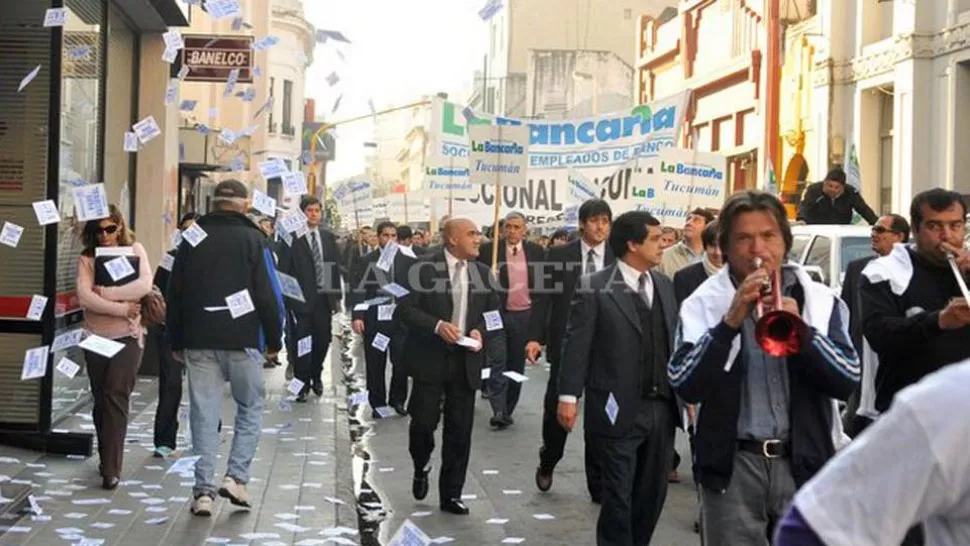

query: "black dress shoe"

left=489, top=414, right=506, bottom=429
left=311, top=382, right=323, bottom=396
left=535, top=467, right=553, bottom=492
left=440, top=498, right=469, bottom=515
left=102, top=476, right=119, bottom=490
left=391, top=403, right=407, bottom=416
left=412, top=472, right=429, bottom=501
left=295, top=387, right=309, bottom=403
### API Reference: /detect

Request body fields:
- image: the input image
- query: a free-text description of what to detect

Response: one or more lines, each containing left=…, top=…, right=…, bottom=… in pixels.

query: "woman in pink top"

left=76, top=205, right=153, bottom=490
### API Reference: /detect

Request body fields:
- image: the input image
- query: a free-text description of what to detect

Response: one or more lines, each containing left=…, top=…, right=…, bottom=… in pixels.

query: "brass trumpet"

left=946, top=251, right=970, bottom=302
left=752, top=258, right=810, bottom=357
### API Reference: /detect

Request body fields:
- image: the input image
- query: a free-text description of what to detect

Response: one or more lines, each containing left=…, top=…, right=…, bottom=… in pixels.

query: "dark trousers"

left=540, top=370, right=602, bottom=500
left=408, top=365, right=476, bottom=501
left=153, top=327, right=183, bottom=450
left=487, top=308, right=529, bottom=417
left=364, top=328, right=408, bottom=408
left=85, top=337, right=143, bottom=479
left=293, top=293, right=332, bottom=386
left=596, top=399, right=674, bottom=546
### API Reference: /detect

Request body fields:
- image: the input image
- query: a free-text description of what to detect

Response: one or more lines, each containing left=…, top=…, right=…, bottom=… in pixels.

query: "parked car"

left=788, top=225, right=876, bottom=292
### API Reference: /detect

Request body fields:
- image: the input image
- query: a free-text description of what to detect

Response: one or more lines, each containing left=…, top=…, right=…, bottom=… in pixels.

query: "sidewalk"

left=0, top=338, right=359, bottom=546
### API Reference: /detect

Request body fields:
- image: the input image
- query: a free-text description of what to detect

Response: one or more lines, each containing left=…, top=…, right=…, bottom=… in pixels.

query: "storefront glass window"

left=52, top=0, right=106, bottom=423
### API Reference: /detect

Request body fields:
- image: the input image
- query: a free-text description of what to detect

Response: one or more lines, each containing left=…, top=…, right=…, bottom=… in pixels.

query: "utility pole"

left=764, top=0, right=782, bottom=191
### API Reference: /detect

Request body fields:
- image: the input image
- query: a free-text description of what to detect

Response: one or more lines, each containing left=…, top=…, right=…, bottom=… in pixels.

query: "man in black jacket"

left=673, top=220, right=722, bottom=306
left=797, top=167, right=878, bottom=225
left=166, top=180, right=285, bottom=517
left=668, top=190, right=859, bottom=546
left=557, top=211, right=680, bottom=546
left=350, top=221, right=414, bottom=417
left=839, top=213, right=908, bottom=436
left=278, top=196, right=343, bottom=402
left=395, top=218, right=502, bottom=516
left=860, top=188, right=970, bottom=415
left=477, top=211, right=546, bottom=428
left=526, top=198, right=614, bottom=500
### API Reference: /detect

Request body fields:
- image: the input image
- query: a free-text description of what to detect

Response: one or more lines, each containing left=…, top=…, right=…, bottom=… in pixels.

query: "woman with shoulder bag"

left=76, top=205, right=153, bottom=490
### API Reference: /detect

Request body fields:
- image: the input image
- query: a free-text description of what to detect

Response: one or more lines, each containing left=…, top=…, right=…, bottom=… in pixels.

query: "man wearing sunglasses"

left=839, top=214, right=909, bottom=437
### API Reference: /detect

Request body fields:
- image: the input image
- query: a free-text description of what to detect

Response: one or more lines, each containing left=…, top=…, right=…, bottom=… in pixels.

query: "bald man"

left=396, top=218, right=503, bottom=515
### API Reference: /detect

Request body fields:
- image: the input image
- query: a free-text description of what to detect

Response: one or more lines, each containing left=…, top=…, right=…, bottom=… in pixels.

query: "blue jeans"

left=184, top=349, right=264, bottom=498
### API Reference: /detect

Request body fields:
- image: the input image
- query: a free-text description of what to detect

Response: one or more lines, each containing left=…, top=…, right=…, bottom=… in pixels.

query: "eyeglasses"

left=96, top=225, right=119, bottom=235
left=871, top=226, right=898, bottom=235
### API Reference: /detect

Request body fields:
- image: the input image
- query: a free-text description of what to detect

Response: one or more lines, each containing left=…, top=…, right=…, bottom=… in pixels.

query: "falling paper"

left=124, top=132, right=139, bottom=152
left=226, top=289, right=255, bottom=318
left=481, top=368, right=491, bottom=380
left=162, top=30, right=184, bottom=50
left=26, top=295, right=47, bottom=321
left=52, top=329, right=84, bottom=351
left=502, top=489, right=522, bottom=495
left=206, top=0, right=241, bottom=19
left=315, top=30, right=351, bottom=44
left=0, top=222, right=25, bottom=248
left=78, top=334, right=125, bottom=358
left=32, top=200, right=60, bottom=225
left=181, top=223, right=207, bottom=247
left=503, top=371, right=528, bottom=383
left=456, top=336, right=482, bottom=350
left=67, top=45, right=91, bottom=60
left=294, top=335, right=312, bottom=358
left=332, top=94, right=342, bottom=113
left=605, top=392, right=619, bottom=425
left=380, top=283, right=409, bottom=298
left=479, top=0, right=504, bottom=21
left=177, top=65, right=190, bottom=80
left=160, top=253, right=175, bottom=272
left=533, top=513, right=555, bottom=520
left=166, top=455, right=199, bottom=475
left=483, top=310, right=504, bottom=331
left=501, top=539, right=525, bottom=545
left=43, top=8, right=68, bottom=27
left=276, top=271, right=306, bottom=303
left=251, top=189, right=276, bottom=217
left=376, top=242, right=399, bottom=272
left=179, top=100, right=197, bottom=111
left=164, top=79, right=178, bottom=105
left=371, top=333, right=390, bottom=353
left=377, top=304, right=395, bottom=321
left=486, top=518, right=508, bottom=524
left=282, top=172, right=308, bottom=196
left=104, top=256, right=136, bottom=282
left=223, top=68, right=240, bottom=97
left=21, top=346, right=49, bottom=380
left=259, top=158, right=287, bottom=179
left=18, top=65, right=41, bottom=92
left=132, top=115, right=161, bottom=144
left=72, top=183, right=109, bottom=221
left=387, top=519, right=431, bottom=546
left=218, top=128, right=237, bottom=145
left=326, top=72, right=340, bottom=86
left=55, top=357, right=80, bottom=379
left=161, top=46, right=178, bottom=64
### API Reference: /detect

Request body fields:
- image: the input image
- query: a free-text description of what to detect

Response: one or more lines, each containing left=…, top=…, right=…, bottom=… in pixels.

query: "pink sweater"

left=76, top=242, right=153, bottom=345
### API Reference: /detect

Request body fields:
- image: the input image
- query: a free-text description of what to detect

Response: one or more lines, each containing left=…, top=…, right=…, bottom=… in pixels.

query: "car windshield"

left=841, top=236, right=876, bottom=273
left=788, top=235, right=812, bottom=262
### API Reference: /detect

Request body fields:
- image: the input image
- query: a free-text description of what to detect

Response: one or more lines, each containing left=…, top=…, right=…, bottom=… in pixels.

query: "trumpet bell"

left=755, top=309, right=811, bottom=358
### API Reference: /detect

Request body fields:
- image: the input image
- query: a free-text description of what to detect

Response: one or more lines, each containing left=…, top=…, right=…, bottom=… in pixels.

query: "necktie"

left=451, top=261, right=467, bottom=333
left=309, top=231, right=325, bottom=290
left=585, top=249, right=596, bottom=275
left=512, top=246, right=518, bottom=256
left=638, top=273, right=653, bottom=309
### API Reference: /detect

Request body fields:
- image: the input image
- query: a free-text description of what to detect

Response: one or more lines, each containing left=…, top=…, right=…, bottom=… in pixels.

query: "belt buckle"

left=762, top=439, right=783, bottom=459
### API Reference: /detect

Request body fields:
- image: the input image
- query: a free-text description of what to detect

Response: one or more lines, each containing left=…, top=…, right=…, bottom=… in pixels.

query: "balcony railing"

left=282, top=124, right=296, bottom=137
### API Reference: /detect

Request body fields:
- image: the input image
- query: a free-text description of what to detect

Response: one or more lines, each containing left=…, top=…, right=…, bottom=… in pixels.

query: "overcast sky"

left=304, top=0, right=488, bottom=181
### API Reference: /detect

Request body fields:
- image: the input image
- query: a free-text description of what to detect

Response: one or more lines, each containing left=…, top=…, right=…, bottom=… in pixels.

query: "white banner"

left=468, top=124, right=529, bottom=188
left=427, top=91, right=692, bottom=227
left=386, top=192, right=430, bottom=223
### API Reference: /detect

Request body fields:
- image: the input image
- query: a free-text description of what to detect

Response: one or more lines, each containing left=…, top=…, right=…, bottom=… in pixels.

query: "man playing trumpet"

left=668, top=190, right=860, bottom=546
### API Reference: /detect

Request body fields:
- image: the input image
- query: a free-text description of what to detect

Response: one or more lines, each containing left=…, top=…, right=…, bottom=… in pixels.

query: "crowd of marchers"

left=72, top=169, right=970, bottom=545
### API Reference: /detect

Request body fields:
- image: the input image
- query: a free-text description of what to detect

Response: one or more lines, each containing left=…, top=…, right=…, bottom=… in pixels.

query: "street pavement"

left=346, top=325, right=702, bottom=546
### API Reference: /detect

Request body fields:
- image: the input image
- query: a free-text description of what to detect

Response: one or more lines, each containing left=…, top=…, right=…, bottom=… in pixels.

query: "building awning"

left=116, top=0, right=189, bottom=32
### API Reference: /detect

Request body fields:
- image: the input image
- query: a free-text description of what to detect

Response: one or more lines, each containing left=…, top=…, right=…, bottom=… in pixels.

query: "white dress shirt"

left=581, top=239, right=606, bottom=272
left=434, top=249, right=468, bottom=334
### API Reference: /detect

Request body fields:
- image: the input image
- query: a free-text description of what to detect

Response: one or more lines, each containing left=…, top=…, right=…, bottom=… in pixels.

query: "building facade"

left=526, top=49, right=634, bottom=119
left=0, top=0, right=187, bottom=454
left=813, top=0, right=970, bottom=215
left=479, top=0, right=677, bottom=116
left=177, top=0, right=314, bottom=213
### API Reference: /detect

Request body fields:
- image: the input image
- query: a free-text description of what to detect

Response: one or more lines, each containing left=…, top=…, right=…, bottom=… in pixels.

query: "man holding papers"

left=395, top=218, right=502, bottom=516
left=557, top=210, right=680, bottom=546
left=166, top=180, right=285, bottom=517
left=76, top=204, right=153, bottom=491
left=350, top=221, right=415, bottom=417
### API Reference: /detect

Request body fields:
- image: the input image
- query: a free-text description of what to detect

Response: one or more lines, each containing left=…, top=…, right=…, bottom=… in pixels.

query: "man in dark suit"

left=396, top=225, right=426, bottom=257
left=342, top=226, right=376, bottom=283
left=424, top=214, right=450, bottom=256
left=395, top=218, right=502, bottom=516
left=350, top=221, right=415, bottom=418
left=840, top=213, right=909, bottom=436
left=557, top=210, right=680, bottom=546
left=278, top=196, right=343, bottom=402
left=526, top=199, right=614, bottom=500
left=477, top=211, right=546, bottom=428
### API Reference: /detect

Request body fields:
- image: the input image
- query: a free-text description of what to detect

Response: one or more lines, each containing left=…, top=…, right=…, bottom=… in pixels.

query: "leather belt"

left=737, top=439, right=789, bottom=459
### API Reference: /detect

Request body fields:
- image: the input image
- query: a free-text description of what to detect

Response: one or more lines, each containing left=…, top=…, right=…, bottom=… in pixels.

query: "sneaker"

left=190, top=494, right=214, bottom=516
left=218, top=476, right=251, bottom=508
left=153, top=446, right=175, bottom=458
